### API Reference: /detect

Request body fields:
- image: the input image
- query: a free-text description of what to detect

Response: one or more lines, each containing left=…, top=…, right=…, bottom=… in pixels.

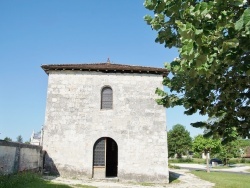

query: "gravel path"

left=169, top=169, right=214, bottom=188
left=45, top=169, right=214, bottom=188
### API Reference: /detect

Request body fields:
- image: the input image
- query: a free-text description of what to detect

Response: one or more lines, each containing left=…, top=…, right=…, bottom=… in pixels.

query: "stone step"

left=92, top=177, right=119, bottom=182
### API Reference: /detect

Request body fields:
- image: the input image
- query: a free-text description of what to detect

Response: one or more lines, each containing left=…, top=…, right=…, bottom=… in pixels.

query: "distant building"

left=30, top=130, right=42, bottom=146
left=243, top=146, right=250, bottom=158
left=41, top=62, right=169, bottom=183
left=202, top=152, right=210, bottom=159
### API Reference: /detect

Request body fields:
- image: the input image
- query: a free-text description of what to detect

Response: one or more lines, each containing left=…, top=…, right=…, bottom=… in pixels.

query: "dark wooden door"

left=106, top=138, right=118, bottom=177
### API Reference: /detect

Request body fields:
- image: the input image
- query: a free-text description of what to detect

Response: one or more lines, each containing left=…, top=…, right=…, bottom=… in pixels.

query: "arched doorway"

left=93, top=137, right=118, bottom=178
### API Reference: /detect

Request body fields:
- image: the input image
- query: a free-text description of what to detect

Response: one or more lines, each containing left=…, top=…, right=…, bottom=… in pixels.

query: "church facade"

left=42, top=63, right=169, bottom=183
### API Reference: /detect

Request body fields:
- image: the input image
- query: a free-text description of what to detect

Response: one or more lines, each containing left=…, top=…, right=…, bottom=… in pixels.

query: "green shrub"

left=192, top=158, right=206, bottom=164
left=228, top=158, right=240, bottom=164
left=241, top=158, right=250, bottom=163
left=180, top=158, right=193, bottom=163
left=241, top=158, right=246, bottom=163
left=169, top=158, right=206, bottom=164
left=192, top=152, right=201, bottom=158
left=169, top=158, right=193, bottom=163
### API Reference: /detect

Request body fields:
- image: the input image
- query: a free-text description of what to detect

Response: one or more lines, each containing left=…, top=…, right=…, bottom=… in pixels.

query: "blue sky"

left=0, top=0, right=207, bottom=142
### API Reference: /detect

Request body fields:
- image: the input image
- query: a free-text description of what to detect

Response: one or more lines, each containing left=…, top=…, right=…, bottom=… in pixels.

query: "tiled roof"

left=41, top=63, right=168, bottom=75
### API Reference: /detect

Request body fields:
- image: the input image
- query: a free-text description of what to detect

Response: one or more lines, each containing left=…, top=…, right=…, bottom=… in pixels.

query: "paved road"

left=171, top=163, right=250, bottom=175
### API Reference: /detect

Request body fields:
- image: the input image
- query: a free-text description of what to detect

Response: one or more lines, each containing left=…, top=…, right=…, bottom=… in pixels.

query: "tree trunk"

left=206, top=151, right=210, bottom=173
left=223, top=158, right=227, bottom=166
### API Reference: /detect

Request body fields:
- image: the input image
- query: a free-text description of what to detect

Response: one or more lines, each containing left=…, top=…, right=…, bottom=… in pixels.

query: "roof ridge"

left=41, top=62, right=165, bottom=69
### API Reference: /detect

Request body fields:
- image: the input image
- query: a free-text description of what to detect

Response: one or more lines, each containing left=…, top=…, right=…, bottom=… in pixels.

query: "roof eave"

left=41, top=64, right=169, bottom=76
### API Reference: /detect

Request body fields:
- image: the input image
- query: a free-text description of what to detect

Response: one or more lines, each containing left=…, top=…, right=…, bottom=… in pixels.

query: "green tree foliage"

left=238, top=139, right=250, bottom=148
left=193, top=134, right=221, bottom=172
left=193, top=135, right=221, bottom=155
left=193, top=135, right=243, bottom=165
left=219, top=140, right=241, bottom=165
left=168, top=124, right=192, bottom=158
left=3, top=137, right=12, bottom=142
left=16, top=135, right=23, bottom=143
left=144, top=0, right=250, bottom=142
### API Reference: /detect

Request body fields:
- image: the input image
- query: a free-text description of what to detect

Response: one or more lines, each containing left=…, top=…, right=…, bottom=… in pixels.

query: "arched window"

left=101, top=87, right=113, bottom=109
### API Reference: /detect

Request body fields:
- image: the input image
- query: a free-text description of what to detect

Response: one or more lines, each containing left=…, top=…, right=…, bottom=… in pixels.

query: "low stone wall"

left=0, top=140, right=43, bottom=175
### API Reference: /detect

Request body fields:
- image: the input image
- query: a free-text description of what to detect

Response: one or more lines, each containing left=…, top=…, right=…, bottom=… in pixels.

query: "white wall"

left=43, top=71, right=168, bottom=182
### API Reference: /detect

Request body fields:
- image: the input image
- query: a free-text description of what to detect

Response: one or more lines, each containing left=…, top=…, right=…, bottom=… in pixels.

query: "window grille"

left=93, top=138, right=105, bottom=166
left=101, top=87, right=113, bottom=109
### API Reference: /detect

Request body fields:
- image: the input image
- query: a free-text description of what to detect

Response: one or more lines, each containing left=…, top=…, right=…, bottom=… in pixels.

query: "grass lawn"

left=191, top=171, right=250, bottom=188
left=14, top=181, right=96, bottom=188
left=74, top=185, right=96, bottom=188
left=13, top=180, right=73, bottom=188
left=0, top=172, right=96, bottom=188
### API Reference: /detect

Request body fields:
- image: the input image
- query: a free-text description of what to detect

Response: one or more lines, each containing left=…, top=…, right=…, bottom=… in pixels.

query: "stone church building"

left=41, top=62, right=169, bottom=183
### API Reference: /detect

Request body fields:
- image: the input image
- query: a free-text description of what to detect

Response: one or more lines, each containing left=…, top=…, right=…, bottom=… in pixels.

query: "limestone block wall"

left=0, top=143, right=16, bottom=175
left=0, top=140, right=42, bottom=175
left=43, top=71, right=168, bottom=182
left=19, top=147, right=42, bottom=171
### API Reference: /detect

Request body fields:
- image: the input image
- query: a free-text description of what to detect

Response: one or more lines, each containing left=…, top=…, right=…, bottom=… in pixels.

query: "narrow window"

left=93, top=138, right=105, bottom=166
left=101, top=87, right=113, bottom=109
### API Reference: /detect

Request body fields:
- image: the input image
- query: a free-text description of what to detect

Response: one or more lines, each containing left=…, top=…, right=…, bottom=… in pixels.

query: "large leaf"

left=243, top=8, right=250, bottom=25
left=235, top=17, right=243, bottom=30
left=222, top=38, right=239, bottom=51
left=144, top=15, right=153, bottom=25
left=143, top=0, right=156, bottom=10
left=200, top=2, right=208, bottom=16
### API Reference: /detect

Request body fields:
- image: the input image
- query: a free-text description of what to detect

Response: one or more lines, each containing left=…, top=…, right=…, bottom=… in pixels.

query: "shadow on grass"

left=15, top=180, right=73, bottom=188
left=169, top=171, right=181, bottom=183
left=0, top=172, right=74, bottom=188
left=194, top=169, right=206, bottom=172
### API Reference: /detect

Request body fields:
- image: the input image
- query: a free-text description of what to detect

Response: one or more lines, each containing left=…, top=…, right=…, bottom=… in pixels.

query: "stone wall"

left=0, top=140, right=43, bottom=175
left=43, top=71, right=168, bottom=183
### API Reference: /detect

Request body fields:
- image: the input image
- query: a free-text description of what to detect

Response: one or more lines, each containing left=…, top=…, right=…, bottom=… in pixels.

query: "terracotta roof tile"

left=41, top=63, right=168, bottom=75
